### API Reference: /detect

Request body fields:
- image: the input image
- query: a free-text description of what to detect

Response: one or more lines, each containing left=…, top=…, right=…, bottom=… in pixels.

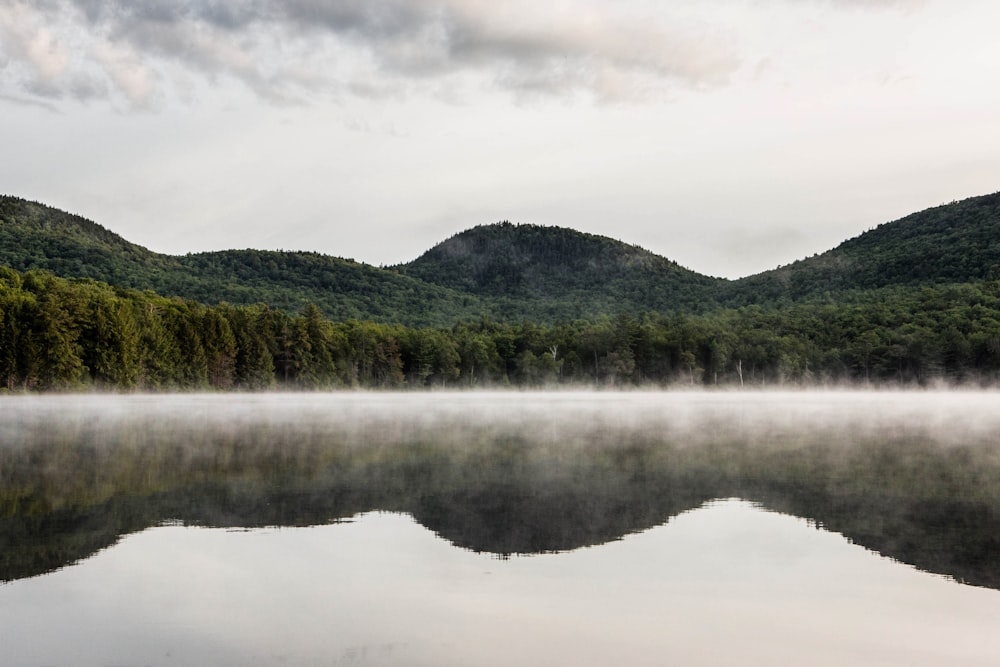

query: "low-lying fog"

left=3, top=390, right=1000, bottom=666
left=3, top=390, right=999, bottom=585
left=4, top=389, right=999, bottom=449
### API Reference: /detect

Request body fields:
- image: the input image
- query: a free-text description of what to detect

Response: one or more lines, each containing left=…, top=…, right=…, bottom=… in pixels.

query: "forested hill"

left=3, top=191, right=1000, bottom=324
left=398, top=222, right=722, bottom=319
left=0, top=195, right=163, bottom=285
left=6, top=192, right=1000, bottom=390
left=721, top=191, right=1000, bottom=306
left=0, top=196, right=723, bottom=323
left=0, top=196, right=485, bottom=327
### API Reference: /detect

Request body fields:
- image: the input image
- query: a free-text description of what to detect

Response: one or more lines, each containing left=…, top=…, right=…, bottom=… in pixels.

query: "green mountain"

left=0, top=196, right=724, bottom=324
left=6, top=189, right=1000, bottom=391
left=2, top=190, right=1000, bottom=324
left=721, top=191, right=1000, bottom=306
left=0, top=196, right=484, bottom=327
left=0, top=194, right=166, bottom=285
left=397, top=221, right=722, bottom=319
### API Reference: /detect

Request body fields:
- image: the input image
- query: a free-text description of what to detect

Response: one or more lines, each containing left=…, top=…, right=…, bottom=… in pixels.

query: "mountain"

left=170, top=250, right=481, bottom=327
left=2, top=191, right=1000, bottom=324
left=0, top=196, right=724, bottom=324
left=397, top=221, right=722, bottom=319
left=0, top=194, right=166, bottom=285
left=721, top=191, right=1000, bottom=306
left=6, top=192, right=1000, bottom=390
left=0, top=196, right=484, bottom=327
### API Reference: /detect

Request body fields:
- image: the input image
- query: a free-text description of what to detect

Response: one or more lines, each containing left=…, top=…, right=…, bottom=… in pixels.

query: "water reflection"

left=2, top=391, right=999, bottom=589
left=4, top=392, right=1000, bottom=666
left=2, top=504, right=999, bottom=667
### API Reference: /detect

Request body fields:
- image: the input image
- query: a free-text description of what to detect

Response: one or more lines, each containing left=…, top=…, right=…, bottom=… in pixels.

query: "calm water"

left=1, top=391, right=999, bottom=666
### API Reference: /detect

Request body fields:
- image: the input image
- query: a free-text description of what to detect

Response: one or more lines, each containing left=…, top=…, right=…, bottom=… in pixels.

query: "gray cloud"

left=0, top=0, right=742, bottom=108
left=0, top=91, right=61, bottom=112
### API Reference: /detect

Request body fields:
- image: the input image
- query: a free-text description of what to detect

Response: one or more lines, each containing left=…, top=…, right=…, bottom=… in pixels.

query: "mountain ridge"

left=723, top=191, right=1000, bottom=305
left=5, top=192, right=1000, bottom=390
left=397, top=220, right=722, bottom=317
left=2, top=190, right=1000, bottom=324
left=0, top=196, right=486, bottom=327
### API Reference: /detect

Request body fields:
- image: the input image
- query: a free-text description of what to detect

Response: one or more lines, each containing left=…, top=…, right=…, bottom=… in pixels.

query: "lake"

left=1, top=391, right=999, bottom=666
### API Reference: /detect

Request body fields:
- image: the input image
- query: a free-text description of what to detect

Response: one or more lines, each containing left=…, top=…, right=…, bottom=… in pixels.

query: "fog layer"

left=2, top=391, right=998, bottom=586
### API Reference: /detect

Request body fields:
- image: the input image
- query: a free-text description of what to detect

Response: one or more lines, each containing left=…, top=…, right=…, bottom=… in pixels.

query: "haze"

left=5, top=390, right=1000, bottom=452
left=2, top=1, right=999, bottom=278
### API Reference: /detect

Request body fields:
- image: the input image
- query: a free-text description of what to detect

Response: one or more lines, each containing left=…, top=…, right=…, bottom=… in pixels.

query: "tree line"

left=4, top=266, right=1000, bottom=391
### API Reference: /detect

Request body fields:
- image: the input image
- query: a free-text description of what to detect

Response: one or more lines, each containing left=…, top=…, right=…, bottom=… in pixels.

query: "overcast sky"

left=2, top=0, right=999, bottom=278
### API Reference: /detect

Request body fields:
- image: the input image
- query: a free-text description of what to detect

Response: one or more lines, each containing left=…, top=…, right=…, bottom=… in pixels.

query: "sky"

left=1, top=0, right=999, bottom=279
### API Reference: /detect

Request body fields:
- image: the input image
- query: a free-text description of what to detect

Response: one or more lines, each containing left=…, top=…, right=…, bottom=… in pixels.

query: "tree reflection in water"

left=1, top=392, right=998, bottom=588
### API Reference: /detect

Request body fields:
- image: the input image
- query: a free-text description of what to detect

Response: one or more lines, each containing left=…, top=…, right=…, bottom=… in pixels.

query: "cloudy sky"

left=2, top=0, right=999, bottom=278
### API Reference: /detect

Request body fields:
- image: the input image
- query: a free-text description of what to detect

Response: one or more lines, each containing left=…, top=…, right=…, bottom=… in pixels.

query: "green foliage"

left=4, top=191, right=1000, bottom=390
left=4, top=267, right=1000, bottom=390
left=398, top=221, right=722, bottom=318
left=5, top=191, right=1000, bottom=327
left=721, top=191, right=1000, bottom=306
left=0, top=196, right=485, bottom=328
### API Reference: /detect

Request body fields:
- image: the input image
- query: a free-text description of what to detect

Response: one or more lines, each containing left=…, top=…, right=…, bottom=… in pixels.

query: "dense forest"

left=5, top=191, right=999, bottom=327
left=722, top=191, right=1000, bottom=305
left=3, top=266, right=1000, bottom=390
left=0, top=196, right=485, bottom=327
left=397, top=220, right=721, bottom=318
left=2, top=191, right=1000, bottom=390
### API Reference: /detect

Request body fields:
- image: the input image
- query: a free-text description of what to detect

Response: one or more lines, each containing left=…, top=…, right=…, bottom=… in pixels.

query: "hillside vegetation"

left=721, top=192, right=1000, bottom=306
left=0, top=197, right=483, bottom=327
left=5, top=192, right=1000, bottom=325
left=4, top=192, right=1000, bottom=324
left=3, top=263, right=1000, bottom=391
left=3, top=191, right=1000, bottom=389
left=399, top=221, right=721, bottom=318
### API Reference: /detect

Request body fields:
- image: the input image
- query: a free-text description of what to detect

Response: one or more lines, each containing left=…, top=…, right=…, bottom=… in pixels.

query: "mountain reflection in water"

left=6, top=501, right=999, bottom=667
left=1, top=391, right=999, bottom=590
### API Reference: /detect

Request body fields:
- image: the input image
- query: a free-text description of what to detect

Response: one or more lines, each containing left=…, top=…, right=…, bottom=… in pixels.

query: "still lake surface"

left=1, top=391, right=999, bottom=666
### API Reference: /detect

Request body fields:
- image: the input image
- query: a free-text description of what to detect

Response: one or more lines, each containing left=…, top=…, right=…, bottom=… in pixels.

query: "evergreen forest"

left=2, top=192, right=1000, bottom=390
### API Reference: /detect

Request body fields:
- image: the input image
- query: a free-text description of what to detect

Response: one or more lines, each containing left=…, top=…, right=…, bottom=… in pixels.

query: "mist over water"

left=2, top=390, right=1000, bottom=666
left=5, top=388, right=998, bottom=448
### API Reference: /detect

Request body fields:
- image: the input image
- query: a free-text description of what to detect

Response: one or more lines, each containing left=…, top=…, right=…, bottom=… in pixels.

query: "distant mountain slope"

left=398, top=221, right=722, bottom=318
left=0, top=195, right=167, bottom=284
left=170, top=250, right=485, bottom=326
left=3, top=191, right=1000, bottom=324
left=0, top=196, right=484, bottom=326
left=722, top=191, right=1000, bottom=305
